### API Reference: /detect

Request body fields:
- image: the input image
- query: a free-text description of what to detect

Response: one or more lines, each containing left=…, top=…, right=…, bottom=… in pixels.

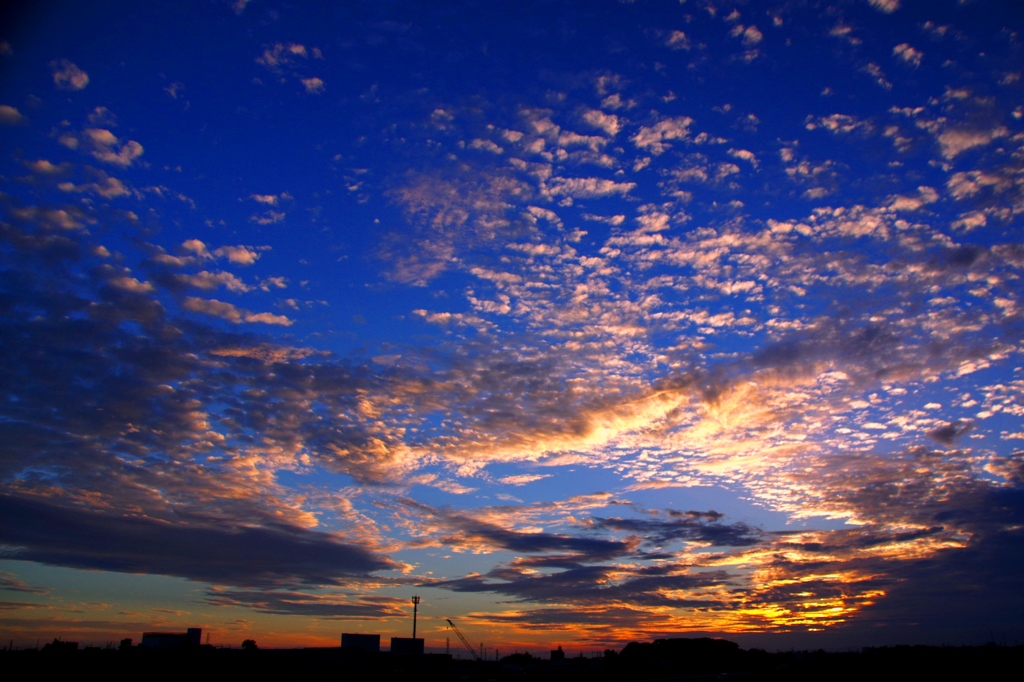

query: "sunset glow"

left=2, top=0, right=1023, bottom=652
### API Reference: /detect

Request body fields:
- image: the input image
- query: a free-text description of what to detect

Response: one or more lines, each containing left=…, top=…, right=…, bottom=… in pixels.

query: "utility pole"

left=411, top=595, right=421, bottom=638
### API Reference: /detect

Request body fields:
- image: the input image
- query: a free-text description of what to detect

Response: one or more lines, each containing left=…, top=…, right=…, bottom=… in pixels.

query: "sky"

left=1, top=0, right=1024, bottom=653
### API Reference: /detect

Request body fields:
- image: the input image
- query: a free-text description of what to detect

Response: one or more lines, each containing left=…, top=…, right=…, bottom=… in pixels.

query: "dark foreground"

left=3, top=638, right=1022, bottom=681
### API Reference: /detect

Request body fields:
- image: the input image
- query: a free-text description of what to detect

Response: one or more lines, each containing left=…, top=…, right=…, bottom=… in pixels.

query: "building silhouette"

left=341, top=633, right=380, bottom=653
left=390, top=637, right=424, bottom=655
left=139, top=628, right=201, bottom=650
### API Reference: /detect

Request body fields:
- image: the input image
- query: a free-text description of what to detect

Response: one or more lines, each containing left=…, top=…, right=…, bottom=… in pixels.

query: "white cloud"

left=50, top=59, right=89, bottom=90
left=632, top=117, right=693, bottom=154
left=108, top=276, right=155, bottom=294
left=600, top=93, right=633, bottom=110
left=0, top=104, right=26, bottom=125
left=728, top=148, right=759, bottom=168
left=886, top=186, right=939, bottom=212
left=868, top=0, right=900, bottom=13
left=830, top=24, right=861, bottom=45
left=469, top=267, right=522, bottom=285
left=469, top=138, right=504, bottom=154
left=715, top=162, right=741, bottom=180
left=83, top=128, right=144, bottom=167
left=937, top=127, right=1008, bottom=159
left=257, top=43, right=308, bottom=70
left=25, top=159, right=66, bottom=174
left=805, top=114, right=872, bottom=135
left=582, top=213, right=626, bottom=226
left=665, top=30, right=690, bottom=50
left=525, top=206, right=562, bottom=226
left=251, top=210, right=286, bottom=225
left=730, top=25, right=763, bottom=46
left=507, top=242, right=561, bottom=257
left=946, top=171, right=1007, bottom=199
left=582, top=109, right=621, bottom=137
left=10, top=207, right=86, bottom=231
left=548, top=177, right=636, bottom=198
left=183, top=297, right=292, bottom=325
left=433, top=480, right=477, bottom=495
left=302, top=77, right=325, bottom=94
left=951, top=211, right=987, bottom=231
left=212, top=246, right=262, bottom=265
left=58, top=174, right=130, bottom=199
left=861, top=62, right=892, bottom=89
left=180, top=270, right=251, bottom=293
left=893, top=43, right=922, bottom=67
left=497, top=474, right=551, bottom=486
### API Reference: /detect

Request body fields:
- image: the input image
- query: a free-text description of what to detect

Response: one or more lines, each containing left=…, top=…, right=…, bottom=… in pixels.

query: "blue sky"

left=2, top=0, right=1024, bottom=651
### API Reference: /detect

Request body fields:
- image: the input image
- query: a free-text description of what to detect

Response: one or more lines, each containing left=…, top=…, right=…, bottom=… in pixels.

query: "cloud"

left=926, top=420, right=974, bottom=445
left=251, top=210, right=286, bottom=224
left=80, top=128, right=145, bottom=167
left=108, top=275, right=155, bottom=294
left=176, top=270, right=251, bottom=293
left=893, top=43, right=922, bottom=67
left=861, top=63, right=892, bottom=89
left=867, top=0, right=900, bottom=13
left=496, top=474, right=551, bottom=486
left=946, top=170, right=1012, bottom=200
left=730, top=25, right=763, bottom=46
left=302, top=77, right=325, bottom=94
left=805, top=113, right=872, bottom=134
left=665, top=30, right=690, bottom=50
left=937, top=127, right=1008, bottom=160
left=50, top=59, right=89, bottom=90
left=183, top=297, right=292, bottom=325
left=214, top=244, right=265, bottom=265
left=383, top=169, right=532, bottom=284
left=399, top=499, right=634, bottom=561
left=886, top=186, right=939, bottom=211
left=548, top=177, right=636, bottom=198
left=248, top=192, right=292, bottom=206
left=0, top=495, right=393, bottom=587
left=469, top=138, right=503, bottom=154
left=589, top=513, right=763, bottom=548
left=257, top=43, right=308, bottom=70
left=582, top=109, right=621, bottom=137
left=160, top=240, right=270, bottom=267
left=204, top=588, right=408, bottom=618
left=8, top=206, right=87, bottom=231
left=830, top=24, right=861, bottom=45
left=58, top=172, right=130, bottom=199
left=632, top=117, right=693, bottom=154
left=728, top=148, right=758, bottom=168
left=0, top=571, right=47, bottom=594
left=436, top=562, right=732, bottom=608
left=0, top=104, right=27, bottom=125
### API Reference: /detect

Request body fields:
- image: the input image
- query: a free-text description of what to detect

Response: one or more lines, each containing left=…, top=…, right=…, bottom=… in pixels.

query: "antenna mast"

left=411, top=595, right=421, bottom=638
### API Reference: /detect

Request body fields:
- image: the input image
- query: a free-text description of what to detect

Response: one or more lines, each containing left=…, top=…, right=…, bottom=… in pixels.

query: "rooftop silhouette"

left=5, top=636, right=1023, bottom=681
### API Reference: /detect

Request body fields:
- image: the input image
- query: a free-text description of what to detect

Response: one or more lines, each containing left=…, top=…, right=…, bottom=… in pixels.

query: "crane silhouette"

left=445, top=618, right=481, bottom=660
